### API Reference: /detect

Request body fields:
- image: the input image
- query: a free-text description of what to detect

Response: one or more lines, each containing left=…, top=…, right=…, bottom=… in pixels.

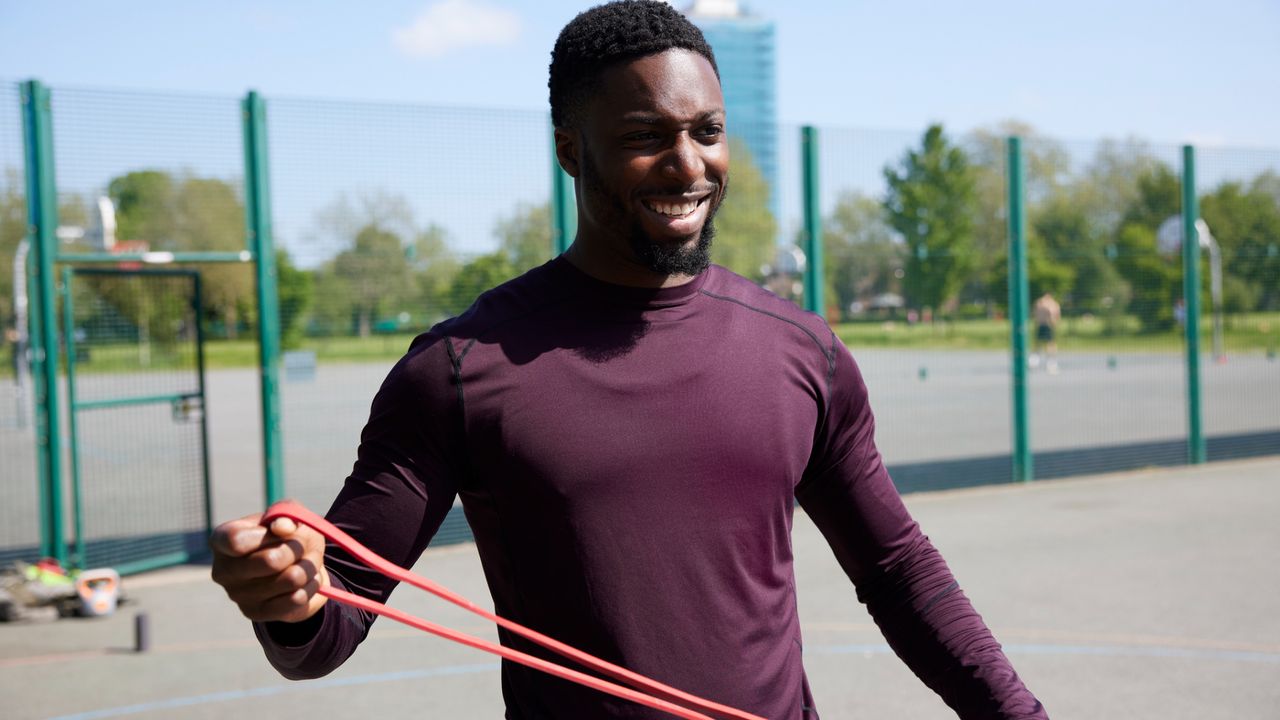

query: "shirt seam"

left=698, top=289, right=835, bottom=368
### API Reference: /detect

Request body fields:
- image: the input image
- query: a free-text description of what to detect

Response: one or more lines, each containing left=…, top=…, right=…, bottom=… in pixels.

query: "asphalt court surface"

left=2, top=348, right=1276, bottom=536
left=2, top=457, right=1277, bottom=719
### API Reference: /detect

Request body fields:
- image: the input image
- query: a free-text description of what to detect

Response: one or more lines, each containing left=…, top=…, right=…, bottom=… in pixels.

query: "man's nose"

left=661, top=133, right=705, bottom=183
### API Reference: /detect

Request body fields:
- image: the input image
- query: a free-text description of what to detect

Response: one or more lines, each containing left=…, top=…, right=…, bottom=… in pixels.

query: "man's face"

left=561, top=49, right=729, bottom=279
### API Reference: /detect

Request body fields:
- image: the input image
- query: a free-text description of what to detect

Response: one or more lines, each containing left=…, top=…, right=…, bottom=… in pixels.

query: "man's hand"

left=210, top=510, right=329, bottom=623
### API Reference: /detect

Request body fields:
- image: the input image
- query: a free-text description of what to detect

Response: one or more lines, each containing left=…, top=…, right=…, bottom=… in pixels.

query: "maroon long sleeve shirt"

left=256, top=257, right=1046, bottom=719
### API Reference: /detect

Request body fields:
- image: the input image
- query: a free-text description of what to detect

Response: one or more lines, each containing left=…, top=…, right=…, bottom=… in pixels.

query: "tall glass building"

left=684, top=0, right=779, bottom=229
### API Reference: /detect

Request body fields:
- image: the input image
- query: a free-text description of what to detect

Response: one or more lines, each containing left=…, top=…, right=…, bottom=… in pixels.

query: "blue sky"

left=3, top=0, right=1278, bottom=146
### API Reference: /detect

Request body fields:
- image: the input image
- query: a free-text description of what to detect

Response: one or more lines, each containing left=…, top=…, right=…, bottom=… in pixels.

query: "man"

left=211, top=2, right=1047, bottom=717
left=1032, top=292, right=1061, bottom=374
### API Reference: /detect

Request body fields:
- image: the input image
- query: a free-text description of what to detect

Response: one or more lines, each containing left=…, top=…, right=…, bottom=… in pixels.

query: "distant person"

left=210, top=2, right=1047, bottom=717
left=1032, top=292, right=1061, bottom=374
left=4, top=327, right=19, bottom=380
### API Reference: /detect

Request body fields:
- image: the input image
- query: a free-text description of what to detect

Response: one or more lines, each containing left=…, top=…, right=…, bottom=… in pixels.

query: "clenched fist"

left=210, top=509, right=329, bottom=623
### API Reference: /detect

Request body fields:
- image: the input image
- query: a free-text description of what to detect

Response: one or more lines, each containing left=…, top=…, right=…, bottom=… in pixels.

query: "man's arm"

left=795, top=340, right=1047, bottom=719
left=246, top=335, right=463, bottom=679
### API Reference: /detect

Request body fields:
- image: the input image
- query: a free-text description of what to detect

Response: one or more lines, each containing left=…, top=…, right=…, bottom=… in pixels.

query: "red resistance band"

left=263, top=501, right=765, bottom=720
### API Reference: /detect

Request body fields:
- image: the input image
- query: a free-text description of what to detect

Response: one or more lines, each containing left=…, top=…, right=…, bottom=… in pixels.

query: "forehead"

left=586, top=49, right=724, bottom=123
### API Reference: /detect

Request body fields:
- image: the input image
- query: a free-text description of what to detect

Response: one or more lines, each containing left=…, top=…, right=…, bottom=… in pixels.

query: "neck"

left=563, top=240, right=697, bottom=289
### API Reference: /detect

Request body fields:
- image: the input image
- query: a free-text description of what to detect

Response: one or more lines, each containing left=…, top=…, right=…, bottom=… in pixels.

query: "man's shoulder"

left=431, top=259, right=568, bottom=342
left=700, top=266, right=834, bottom=350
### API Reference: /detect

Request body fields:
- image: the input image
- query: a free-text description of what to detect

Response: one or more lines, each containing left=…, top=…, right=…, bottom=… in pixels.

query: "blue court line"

left=810, top=642, right=1280, bottom=664
left=42, top=641, right=1280, bottom=719
left=43, top=662, right=500, bottom=720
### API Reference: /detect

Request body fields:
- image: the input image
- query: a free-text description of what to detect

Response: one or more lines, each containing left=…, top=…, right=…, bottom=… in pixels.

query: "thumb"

left=268, top=516, right=299, bottom=537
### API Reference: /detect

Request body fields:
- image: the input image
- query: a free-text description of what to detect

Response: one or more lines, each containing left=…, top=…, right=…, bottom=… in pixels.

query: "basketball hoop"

left=1157, top=215, right=1224, bottom=362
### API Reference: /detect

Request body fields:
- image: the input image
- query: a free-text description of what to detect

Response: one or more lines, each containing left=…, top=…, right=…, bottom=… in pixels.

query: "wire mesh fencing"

left=1196, top=145, right=1280, bottom=460
left=64, top=270, right=209, bottom=571
left=267, top=98, right=555, bottom=536
left=817, top=124, right=1015, bottom=491
left=1012, top=137, right=1190, bottom=476
left=5, top=76, right=1279, bottom=565
left=1, top=79, right=39, bottom=564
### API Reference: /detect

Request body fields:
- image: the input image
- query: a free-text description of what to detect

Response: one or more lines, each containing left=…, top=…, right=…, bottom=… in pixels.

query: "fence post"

left=1007, top=136, right=1033, bottom=483
left=551, top=125, right=576, bottom=255
left=242, top=91, right=285, bottom=505
left=1181, top=145, right=1206, bottom=464
left=801, top=126, right=824, bottom=316
left=21, top=79, right=66, bottom=563
left=59, top=267, right=87, bottom=566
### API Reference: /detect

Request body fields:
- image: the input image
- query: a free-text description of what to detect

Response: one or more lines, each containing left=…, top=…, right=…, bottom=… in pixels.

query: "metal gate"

left=62, top=268, right=211, bottom=574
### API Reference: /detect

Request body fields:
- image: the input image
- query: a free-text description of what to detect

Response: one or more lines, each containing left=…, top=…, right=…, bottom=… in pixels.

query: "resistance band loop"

left=262, top=501, right=764, bottom=720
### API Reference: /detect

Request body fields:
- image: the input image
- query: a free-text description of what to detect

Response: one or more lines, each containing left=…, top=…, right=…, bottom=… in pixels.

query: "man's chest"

left=457, top=338, right=821, bottom=510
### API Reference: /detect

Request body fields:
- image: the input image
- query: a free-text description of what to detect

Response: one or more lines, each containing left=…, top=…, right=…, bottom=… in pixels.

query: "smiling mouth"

left=642, top=196, right=708, bottom=218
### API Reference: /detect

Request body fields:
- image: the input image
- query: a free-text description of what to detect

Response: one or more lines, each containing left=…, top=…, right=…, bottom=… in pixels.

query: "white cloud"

left=392, top=0, right=521, bottom=58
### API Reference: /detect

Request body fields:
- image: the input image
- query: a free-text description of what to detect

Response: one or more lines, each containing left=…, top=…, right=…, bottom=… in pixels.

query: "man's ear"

left=554, top=127, right=581, bottom=178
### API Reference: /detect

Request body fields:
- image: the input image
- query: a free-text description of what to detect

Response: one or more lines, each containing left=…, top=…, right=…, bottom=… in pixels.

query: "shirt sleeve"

left=795, top=338, right=1047, bottom=719
left=253, top=334, right=464, bottom=679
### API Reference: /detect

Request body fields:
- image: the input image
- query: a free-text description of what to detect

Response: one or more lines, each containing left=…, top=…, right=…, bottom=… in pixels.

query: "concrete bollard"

left=135, top=612, right=150, bottom=653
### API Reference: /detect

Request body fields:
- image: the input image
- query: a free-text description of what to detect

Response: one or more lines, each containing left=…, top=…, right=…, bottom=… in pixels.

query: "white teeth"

left=648, top=200, right=698, bottom=217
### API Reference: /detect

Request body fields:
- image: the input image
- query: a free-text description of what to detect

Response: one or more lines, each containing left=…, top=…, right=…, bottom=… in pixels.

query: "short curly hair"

left=549, top=0, right=719, bottom=129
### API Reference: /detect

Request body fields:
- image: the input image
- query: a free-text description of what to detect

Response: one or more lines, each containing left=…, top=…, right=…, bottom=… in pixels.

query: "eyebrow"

left=620, top=110, right=725, bottom=124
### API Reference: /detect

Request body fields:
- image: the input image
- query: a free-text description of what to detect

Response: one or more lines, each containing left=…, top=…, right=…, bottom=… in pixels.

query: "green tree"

left=1030, top=196, right=1125, bottom=314
left=408, top=224, right=460, bottom=322
left=1113, top=164, right=1182, bottom=330
left=1201, top=177, right=1280, bottom=311
left=0, top=169, right=26, bottom=338
left=883, top=124, right=978, bottom=313
left=276, top=249, right=313, bottom=349
left=1070, top=138, right=1168, bottom=238
left=310, top=192, right=451, bottom=334
left=823, top=191, right=902, bottom=320
left=175, top=177, right=253, bottom=337
left=106, top=170, right=253, bottom=337
left=493, top=203, right=553, bottom=274
left=109, top=170, right=178, bottom=243
left=965, top=122, right=1072, bottom=305
left=308, top=269, right=351, bottom=337
left=713, top=138, right=777, bottom=281
left=445, top=251, right=515, bottom=316
left=331, top=224, right=415, bottom=337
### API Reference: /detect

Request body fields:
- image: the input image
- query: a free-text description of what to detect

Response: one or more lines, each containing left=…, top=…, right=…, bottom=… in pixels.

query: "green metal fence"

left=0, top=80, right=38, bottom=566
left=815, top=125, right=1017, bottom=490
left=62, top=268, right=211, bottom=574
left=2, top=79, right=1277, bottom=568
left=1011, top=137, right=1194, bottom=480
left=1195, top=144, right=1280, bottom=462
left=2, top=81, right=281, bottom=571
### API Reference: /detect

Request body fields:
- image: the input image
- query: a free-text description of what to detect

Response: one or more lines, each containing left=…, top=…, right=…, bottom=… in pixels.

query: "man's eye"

left=626, top=131, right=658, bottom=142
left=699, top=125, right=724, bottom=138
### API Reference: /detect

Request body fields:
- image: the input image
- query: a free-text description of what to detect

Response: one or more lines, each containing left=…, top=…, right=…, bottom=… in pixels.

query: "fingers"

left=209, top=506, right=330, bottom=623
left=211, top=536, right=308, bottom=585
left=208, top=513, right=267, bottom=558
left=226, top=563, right=326, bottom=622
left=252, top=570, right=326, bottom=623
left=220, top=558, right=321, bottom=619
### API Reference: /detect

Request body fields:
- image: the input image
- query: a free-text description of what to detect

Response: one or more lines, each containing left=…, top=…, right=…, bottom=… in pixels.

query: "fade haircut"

left=549, top=0, right=719, bottom=129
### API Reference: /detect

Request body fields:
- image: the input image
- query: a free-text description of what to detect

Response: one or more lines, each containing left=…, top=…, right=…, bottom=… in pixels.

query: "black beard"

left=628, top=211, right=716, bottom=276
left=581, top=149, right=723, bottom=277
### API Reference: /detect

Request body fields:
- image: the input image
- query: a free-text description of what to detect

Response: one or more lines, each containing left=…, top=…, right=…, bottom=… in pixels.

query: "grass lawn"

left=2, top=313, right=1277, bottom=376
left=834, top=312, right=1280, bottom=354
